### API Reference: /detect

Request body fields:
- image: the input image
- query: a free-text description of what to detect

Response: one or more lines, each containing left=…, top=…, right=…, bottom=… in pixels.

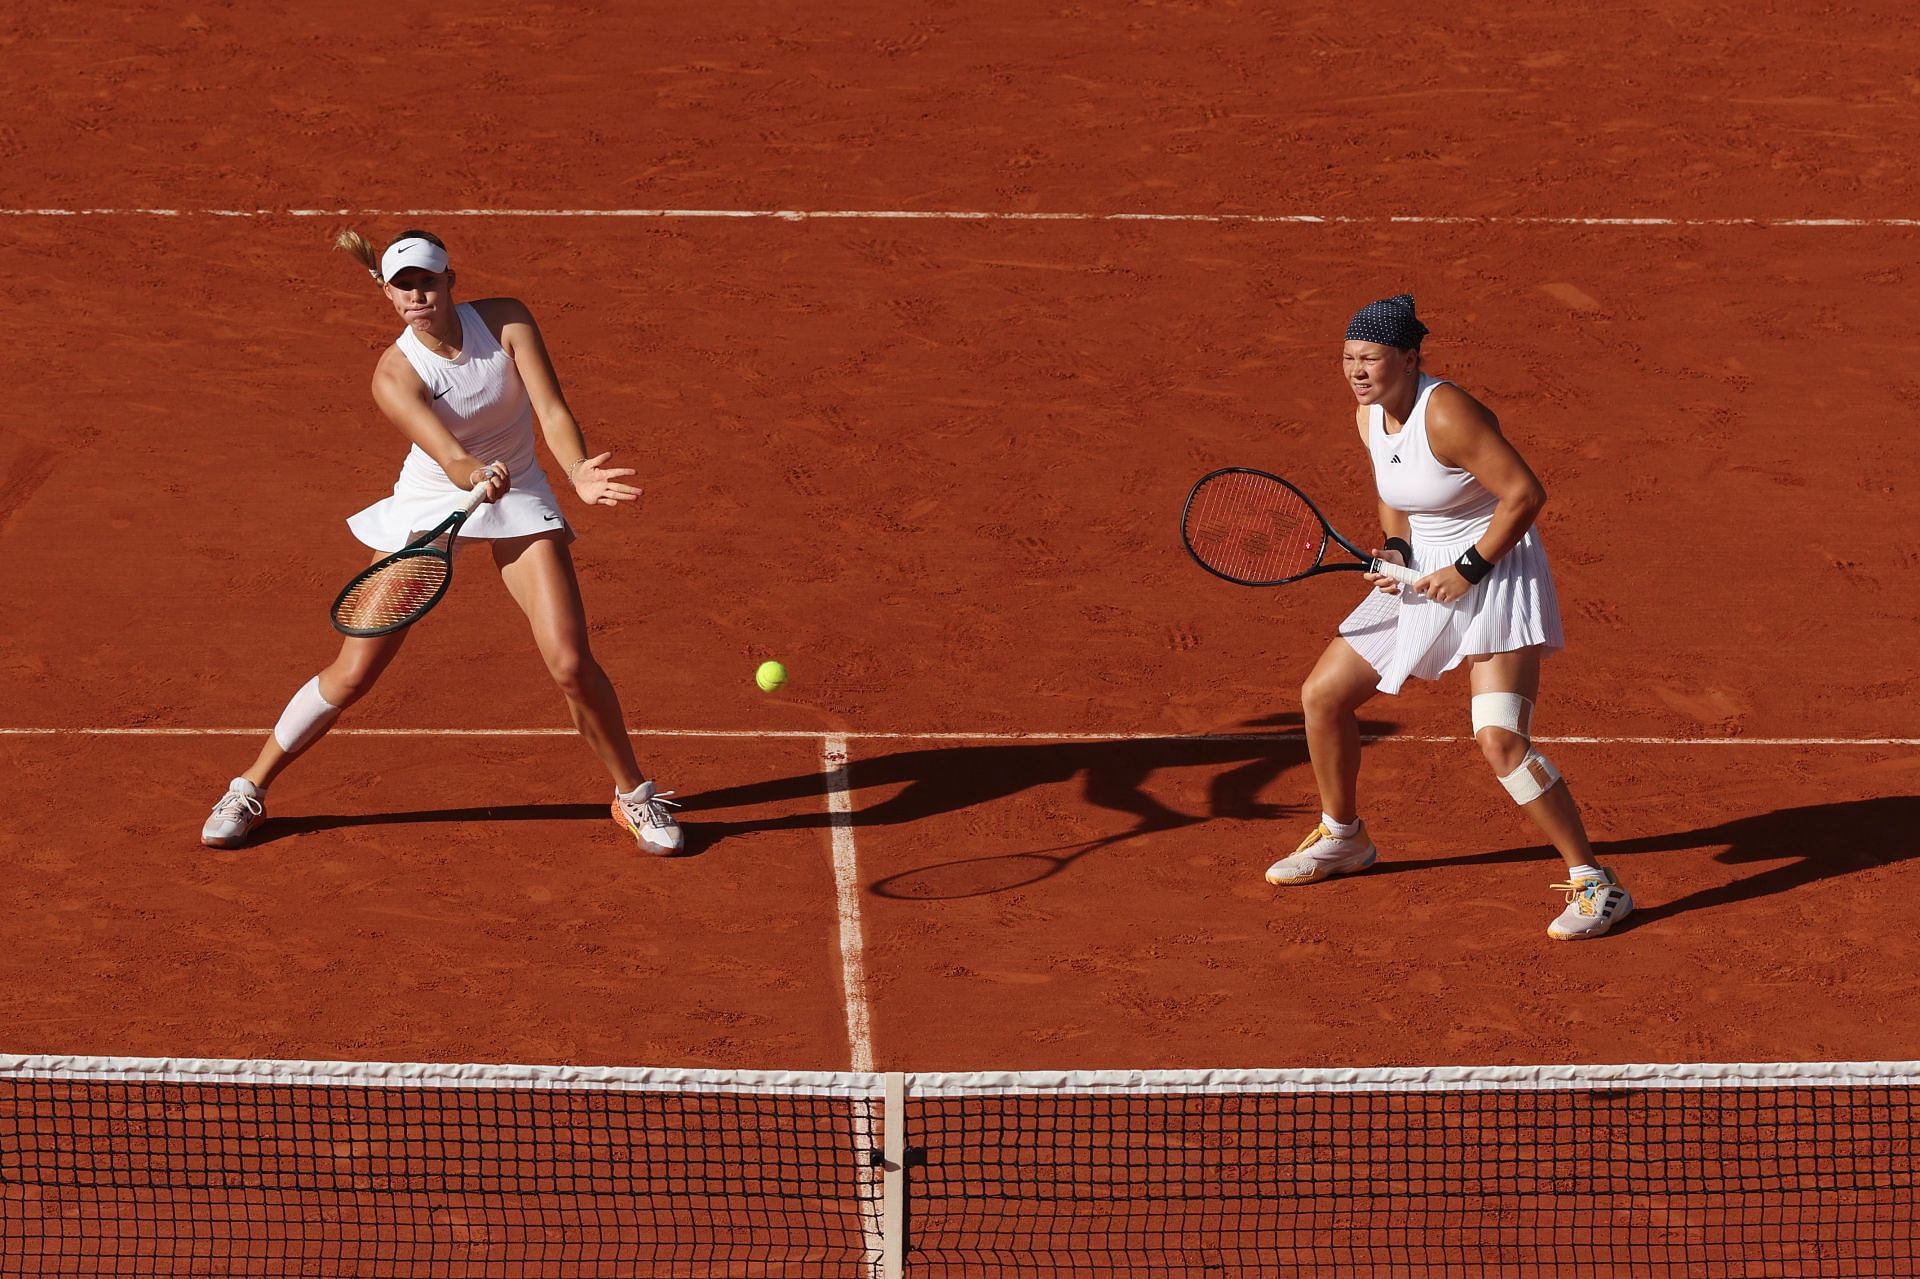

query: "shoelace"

left=624, top=790, right=681, bottom=827
left=212, top=791, right=263, bottom=820
left=1294, top=823, right=1332, bottom=854
left=1551, top=876, right=1612, bottom=915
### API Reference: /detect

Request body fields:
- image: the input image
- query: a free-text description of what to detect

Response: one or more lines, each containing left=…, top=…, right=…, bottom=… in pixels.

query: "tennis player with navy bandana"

left=1265, top=295, right=1630, bottom=940
left=201, top=230, right=684, bottom=857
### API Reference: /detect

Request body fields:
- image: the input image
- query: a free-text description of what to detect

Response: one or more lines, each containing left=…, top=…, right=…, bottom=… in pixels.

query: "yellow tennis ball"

left=755, top=660, right=788, bottom=693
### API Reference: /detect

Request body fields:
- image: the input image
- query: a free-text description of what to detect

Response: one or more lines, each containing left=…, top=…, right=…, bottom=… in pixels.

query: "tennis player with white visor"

left=1265, top=294, right=1630, bottom=940
left=201, top=230, right=684, bottom=857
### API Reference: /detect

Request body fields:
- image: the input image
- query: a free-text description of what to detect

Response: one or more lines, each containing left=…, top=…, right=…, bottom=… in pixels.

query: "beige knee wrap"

left=1473, top=692, right=1560, bottom=804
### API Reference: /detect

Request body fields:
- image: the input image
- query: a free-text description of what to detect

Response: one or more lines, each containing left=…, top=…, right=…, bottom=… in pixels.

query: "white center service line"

left=4, top=207, right=1920, bottom=228
left=821, top=734, right=876, bottom=1075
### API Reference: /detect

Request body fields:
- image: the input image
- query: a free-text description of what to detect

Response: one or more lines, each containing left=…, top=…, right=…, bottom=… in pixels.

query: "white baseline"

left=0, top=727, right=1912, bottom=746
left=5, top=207, right=1920, bottom=228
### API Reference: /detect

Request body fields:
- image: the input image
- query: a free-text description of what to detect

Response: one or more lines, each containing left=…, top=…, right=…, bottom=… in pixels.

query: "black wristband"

left=1454, top=545, right=1494, bottom=586
left=1383, top=536, right=1414, bottom=565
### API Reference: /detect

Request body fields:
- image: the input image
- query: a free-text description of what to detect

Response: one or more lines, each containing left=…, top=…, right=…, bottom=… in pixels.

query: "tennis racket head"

left=330, top=547, right=454, bottom=636
left=1181, top=467, right=1335, bottom=586
left=327, top=475, right=498, bottom=637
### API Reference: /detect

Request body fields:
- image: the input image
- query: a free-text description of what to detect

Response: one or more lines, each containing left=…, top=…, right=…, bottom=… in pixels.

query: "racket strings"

left=1184, top=473, right=1324, bottom=583
left=335, top=555, right=449, bottom=632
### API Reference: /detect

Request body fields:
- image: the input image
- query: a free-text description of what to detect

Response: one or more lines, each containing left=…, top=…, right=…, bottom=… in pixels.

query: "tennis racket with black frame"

left=330, top=476, right=496, bottom=637
left=1180, top=467, right=1422, bottom=588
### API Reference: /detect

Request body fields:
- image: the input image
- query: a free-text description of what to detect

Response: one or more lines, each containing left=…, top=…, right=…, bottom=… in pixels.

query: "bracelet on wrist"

left=1383, top=536, right=1414, bottom=565
left=1454, top=545, right=1494, bottom=586
left=566, top=458, right=587, bottom=480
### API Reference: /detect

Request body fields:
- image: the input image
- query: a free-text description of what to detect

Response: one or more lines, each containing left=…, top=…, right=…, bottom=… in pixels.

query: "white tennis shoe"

left=1265, top=822, right=1378, bottom=885
left=201, top=778, right=266, bottom=849
left=1547, top=869, right=1633, bottom=940
left=612, top=780, right=685, bottom=856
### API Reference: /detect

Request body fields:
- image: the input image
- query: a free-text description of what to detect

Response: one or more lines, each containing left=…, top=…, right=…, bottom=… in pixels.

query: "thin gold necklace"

left=421, top=312, right=463, bottom=358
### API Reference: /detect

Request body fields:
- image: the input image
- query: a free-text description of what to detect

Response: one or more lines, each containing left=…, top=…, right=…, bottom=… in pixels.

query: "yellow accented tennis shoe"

left=1264, top=822, right=1378, bottom=885
left=1547, top=869, right=1633, bottom=940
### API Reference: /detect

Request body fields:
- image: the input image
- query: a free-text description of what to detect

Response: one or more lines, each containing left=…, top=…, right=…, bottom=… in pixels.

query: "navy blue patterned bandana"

left=1344, top=294, right=1429, bottom=349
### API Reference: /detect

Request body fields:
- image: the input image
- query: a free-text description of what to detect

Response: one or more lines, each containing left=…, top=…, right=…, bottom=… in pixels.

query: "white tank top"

left=391, top=302, right=539, bottom=489
left=1368, top=374, right=1498, bottom=545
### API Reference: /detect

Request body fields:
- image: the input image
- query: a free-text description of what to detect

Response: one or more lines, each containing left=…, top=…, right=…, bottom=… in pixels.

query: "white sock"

left=1321, top=813, right=1361, bottom=839
left=1568, top=863, right=1604, bottom=882
left=617, top=780, right=652, bottom=801
left=272, top=676, right=342, bottom=754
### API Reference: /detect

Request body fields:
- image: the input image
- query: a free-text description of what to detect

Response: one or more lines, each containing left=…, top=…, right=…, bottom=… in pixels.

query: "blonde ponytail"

left=334, top=229, right=383, bottom=284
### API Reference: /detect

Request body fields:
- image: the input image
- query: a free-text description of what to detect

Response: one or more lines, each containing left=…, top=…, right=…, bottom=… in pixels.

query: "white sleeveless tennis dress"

left=346, top=302, right=574, bottom=552
left=1337, top=374, right=1563, bottom=695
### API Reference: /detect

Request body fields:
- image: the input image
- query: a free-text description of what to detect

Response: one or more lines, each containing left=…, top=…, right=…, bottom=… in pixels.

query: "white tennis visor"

left=380, top=237, right=449, bottom=282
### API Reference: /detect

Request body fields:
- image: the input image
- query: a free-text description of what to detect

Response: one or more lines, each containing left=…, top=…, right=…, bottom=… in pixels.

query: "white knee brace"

left=273, top=675, right=342, bottom=753
left=1471, top=692, right=1533, bottom=739
left=1497, top=750, right=1562, bottom=805
left=1472, top=692, right=1562, bottom=805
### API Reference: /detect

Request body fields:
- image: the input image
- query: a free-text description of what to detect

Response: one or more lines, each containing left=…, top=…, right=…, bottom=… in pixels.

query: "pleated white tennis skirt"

left=346, top=467, right=574, bottom=553
left=1338, top=526, right=1563, bottom=695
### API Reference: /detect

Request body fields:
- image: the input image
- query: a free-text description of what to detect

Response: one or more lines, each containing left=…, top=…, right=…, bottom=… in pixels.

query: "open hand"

left=568, top=451, right=642, bottom=508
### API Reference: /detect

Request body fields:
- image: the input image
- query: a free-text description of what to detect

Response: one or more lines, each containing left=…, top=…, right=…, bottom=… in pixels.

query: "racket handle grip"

left=461, top=462, right=506, bottom=513
left=1369, top=558, right=1423, bottom=585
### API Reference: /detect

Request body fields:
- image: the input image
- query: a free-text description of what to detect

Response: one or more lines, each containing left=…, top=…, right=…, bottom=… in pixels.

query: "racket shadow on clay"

left=686, top=716, right=1403, bottom=887
left=872, top=827, right=1177, bottom=901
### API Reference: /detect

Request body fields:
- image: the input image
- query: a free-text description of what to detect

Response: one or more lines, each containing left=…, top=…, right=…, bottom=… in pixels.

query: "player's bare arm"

left=1424, top=384, right=1545, bottom=564
left=476, top=297, right=640, bottom=508
left=1351, top=403, right=1412, bottom=591
left=370, top=347, right=507, bottom=497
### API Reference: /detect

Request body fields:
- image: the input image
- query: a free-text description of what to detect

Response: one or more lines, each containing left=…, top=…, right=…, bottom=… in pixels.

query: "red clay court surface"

left=3, top=1, right=1918, bottom=1088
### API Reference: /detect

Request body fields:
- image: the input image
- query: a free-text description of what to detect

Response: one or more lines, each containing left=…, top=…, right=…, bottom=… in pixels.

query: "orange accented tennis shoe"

left=613, top=780, right=685, bottom=856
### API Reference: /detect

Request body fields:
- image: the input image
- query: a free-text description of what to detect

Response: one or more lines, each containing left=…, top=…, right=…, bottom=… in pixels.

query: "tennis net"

left=3, top=1055, right=1915, bottom=1276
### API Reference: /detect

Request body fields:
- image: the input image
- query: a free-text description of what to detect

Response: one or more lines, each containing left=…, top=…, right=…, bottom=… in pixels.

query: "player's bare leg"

left=1468, top=648, right=1629, bottom=938
left=238, top=629, right=411, bottom=790
left=1301, top=638, right=1383, bottom=824
left=1267, top=638, right=1384, bottom=885
left=1466, top=649, right=1596, bottom=869
left=203, top=556, right=411, bottom=847
left=492, top=533, right=644, bottom=790
left=493, top=533, right=682, bottom=853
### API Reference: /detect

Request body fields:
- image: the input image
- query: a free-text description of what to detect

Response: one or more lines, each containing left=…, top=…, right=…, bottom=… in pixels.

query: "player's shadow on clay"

left=237, top=712, right=1389, bottom=873
left=682, top=712, right=1394, bottom=885
left=245, top=803, right=606, bottom=847
left=1371, top=796, right=1920, bottom=928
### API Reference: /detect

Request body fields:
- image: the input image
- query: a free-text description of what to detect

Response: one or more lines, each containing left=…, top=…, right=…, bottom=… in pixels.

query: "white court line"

left=821, top=735, right=876, bottom=1075
left=5, top=207, right=1920, bottom=228
left=0, top=727, right=1914, bottom=746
